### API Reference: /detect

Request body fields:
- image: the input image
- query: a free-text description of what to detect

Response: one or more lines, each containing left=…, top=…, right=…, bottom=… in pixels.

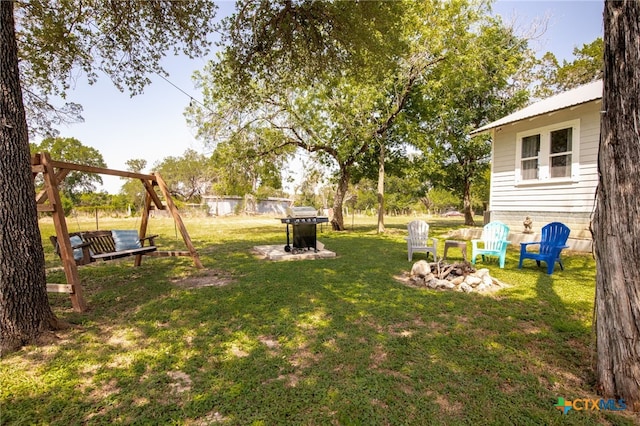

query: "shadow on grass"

left=4, top=221, right=634, bottom=425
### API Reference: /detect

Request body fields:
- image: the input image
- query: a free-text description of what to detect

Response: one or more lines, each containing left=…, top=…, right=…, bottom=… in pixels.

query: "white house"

left=471, top=80, right=603, bottom=251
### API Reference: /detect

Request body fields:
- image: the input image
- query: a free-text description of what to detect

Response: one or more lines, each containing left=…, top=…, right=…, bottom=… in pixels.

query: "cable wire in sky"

left=154, top=72, right=213, bottom=113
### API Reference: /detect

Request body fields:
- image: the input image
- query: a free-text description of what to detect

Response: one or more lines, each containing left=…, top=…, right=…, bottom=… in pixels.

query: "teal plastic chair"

left=471, top=221, right=510, bottom=268
left=518, top=222, right=570, bottom=274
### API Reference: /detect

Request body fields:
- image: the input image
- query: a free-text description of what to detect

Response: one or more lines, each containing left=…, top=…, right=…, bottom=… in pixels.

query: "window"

left=521, top=134, right=540, bottom=180
left=550, top=128, right=572, bottom=178
left=515, top=120, right=579, bottom=184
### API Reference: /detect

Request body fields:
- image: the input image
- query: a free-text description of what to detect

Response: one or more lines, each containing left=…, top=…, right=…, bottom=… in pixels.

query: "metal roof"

left=471, top=80, right=603, bottom=135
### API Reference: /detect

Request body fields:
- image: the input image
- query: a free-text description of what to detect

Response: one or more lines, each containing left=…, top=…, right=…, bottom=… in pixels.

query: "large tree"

left=0, top=1, right=217, bottom=355
left=592, top=0, right=640, bottom=411
left=409, top=20, right=530, bottom=225
left=213, top=0, right=413, bottom=231
left=30, top=137, right=106, bottom=203
left=189, top=0, right=521, bottom=231
left=188, top=1, right=410, bottom=230
left=0, top=0, right=57, bottom=356
left=189, top=65, right=410, bottom=230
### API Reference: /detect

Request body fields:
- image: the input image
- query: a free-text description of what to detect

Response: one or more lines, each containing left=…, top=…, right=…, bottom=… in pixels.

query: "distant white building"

left=202, top=195, right=292, bottom=216
left=472, top=80, right=602, bottom=250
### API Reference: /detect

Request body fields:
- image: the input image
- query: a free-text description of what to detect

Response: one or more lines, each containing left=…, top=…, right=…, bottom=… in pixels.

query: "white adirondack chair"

left=406, top=220, right=438, bottom=261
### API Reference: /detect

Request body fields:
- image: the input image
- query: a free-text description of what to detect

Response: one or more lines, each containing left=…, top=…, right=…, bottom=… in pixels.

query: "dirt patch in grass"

left=187, top=411, right=229, bottom=425
left=171, top=269, right=235, bottom=289
left=434, top=393, right=464, bottom=415
left=167, top=370, right=192, bottom=394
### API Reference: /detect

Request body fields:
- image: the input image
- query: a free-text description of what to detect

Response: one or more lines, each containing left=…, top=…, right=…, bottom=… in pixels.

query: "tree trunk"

left=377, top=142, right=385, bottom=234
left=0, top=2, right=59, bottom=356
left=331, top=167, right=349, bottom=231
left=462, top=177, right=475, bottom=226
left=592, top=0, right=640, bottom=411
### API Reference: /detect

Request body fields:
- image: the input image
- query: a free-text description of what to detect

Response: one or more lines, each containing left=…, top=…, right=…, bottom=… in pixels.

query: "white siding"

left=489, top=101, right=600, bottom=214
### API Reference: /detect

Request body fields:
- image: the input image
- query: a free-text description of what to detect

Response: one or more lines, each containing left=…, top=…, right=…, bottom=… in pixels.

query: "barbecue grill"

left=279, top=207, right=329, bottom=253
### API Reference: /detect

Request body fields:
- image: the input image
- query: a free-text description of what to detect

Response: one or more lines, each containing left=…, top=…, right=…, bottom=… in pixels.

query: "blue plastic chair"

left=471, top=221, right=510, bottom=268
left=518, top=222, right=570, bottom=274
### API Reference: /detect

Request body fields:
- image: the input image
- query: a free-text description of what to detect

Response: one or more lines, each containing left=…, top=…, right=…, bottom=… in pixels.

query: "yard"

left=1, top=215, right=635, bottom=425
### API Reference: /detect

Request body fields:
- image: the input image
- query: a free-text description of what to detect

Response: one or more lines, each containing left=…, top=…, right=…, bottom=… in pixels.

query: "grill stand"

left=284, top=222, right=292, bottom=252
left=280, top=217, right=328, bottom=254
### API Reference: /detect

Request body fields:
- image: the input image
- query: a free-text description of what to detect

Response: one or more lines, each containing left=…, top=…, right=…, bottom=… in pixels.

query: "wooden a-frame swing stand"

left=32, top=152, right=203, bottom=313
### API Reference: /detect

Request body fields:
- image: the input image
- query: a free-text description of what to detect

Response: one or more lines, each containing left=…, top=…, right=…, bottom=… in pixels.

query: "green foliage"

left=125, top=159, right=147, bottom=174
left=72, top=192, right=134, bottom=217
left=219, top=0, right=407, bottom=96
left=350, top=174, right=431, bottom=216
left=533, top=38, right=603, bottom=98
left=471, top=168, right=491, bottom=211
left=108, top=194, right=132, bottom=212
left=293, top=165, right=326, bottom=209
left=209, top=140, right=287, bottom=197
left=209, top=142, right=251, bottom=196
left=351, top=179, right=378, bottom=213
left=189, top=0, right=521, bottom=230
left=119, top=158, right=148, bottom=208
left=384, top=175, right=422, bottom=215
left=424, top=188, right=460, bottom=213
left=408, top=16, right=531, bottom=224
left=254, top=186, right=287, bottom=201
left=59, top=193, right=74, bottom=217
left=153, top=149, right=214, bottom=203
left=15, top=0, right=218, bottom=136
left=558, top=38, right=604, bottom=85
left=30, top=137, right=106, bottom=202
left=77, top=191, right=111, bottom=207
left=350, top=143, right=412, bottom=184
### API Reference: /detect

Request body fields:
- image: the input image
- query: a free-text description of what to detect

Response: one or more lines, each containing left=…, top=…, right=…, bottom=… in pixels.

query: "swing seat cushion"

left=112, top=230, right=142, bottom=251
left=51, top=230, right=158, bottom=265
left=70, top=235, right=86, bottom=261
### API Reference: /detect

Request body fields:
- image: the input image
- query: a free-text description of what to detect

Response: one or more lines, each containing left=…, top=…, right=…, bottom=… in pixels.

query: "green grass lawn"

left=1, top=215, right=635, bottom=425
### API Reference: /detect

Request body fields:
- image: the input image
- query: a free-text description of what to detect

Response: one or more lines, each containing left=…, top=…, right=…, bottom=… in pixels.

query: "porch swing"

left=51, top=188, right=159, bottom=266
left=32, top=152, right=203, bottom=312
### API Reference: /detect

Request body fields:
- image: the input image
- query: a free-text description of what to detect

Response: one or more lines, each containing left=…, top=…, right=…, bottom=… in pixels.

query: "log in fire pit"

left=279, top=207, right=329, bottom=254
left=396, top=260, right=509, bottom=293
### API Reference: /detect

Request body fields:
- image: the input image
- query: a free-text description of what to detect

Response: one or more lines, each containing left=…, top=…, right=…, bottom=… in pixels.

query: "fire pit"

left=395, top=260, right=510, bottom=293
left=279, top=207, right=329, bottom=254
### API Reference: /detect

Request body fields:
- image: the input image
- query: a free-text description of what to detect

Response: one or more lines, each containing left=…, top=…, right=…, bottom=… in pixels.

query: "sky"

left=42, top=0, right=605, bottom=194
